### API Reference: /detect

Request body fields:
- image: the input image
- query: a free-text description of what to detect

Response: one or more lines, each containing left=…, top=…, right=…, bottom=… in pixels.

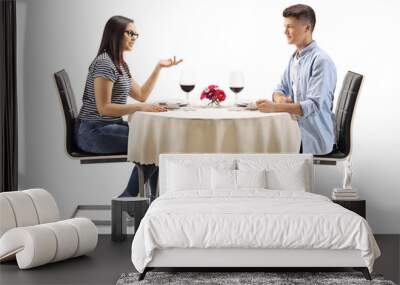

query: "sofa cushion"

left=0, top=218, right=97, bottom=269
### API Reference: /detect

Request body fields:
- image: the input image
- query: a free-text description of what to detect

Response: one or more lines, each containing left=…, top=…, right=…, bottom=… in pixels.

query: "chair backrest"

left=335, top=71, right=363, bottom=157
left=54, top=69, right=80, bottom=155
left=0, top=189, right=60, bottom=237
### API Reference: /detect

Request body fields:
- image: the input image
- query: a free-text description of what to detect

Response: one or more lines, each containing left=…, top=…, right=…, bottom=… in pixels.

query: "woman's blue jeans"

left=75, top=119, right=158, bottom=200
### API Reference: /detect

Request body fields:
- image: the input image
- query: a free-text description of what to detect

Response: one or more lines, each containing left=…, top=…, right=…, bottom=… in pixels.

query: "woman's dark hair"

left=97, top=15, right=133, bottom=76
left=283, top=4, right=316, bottom=32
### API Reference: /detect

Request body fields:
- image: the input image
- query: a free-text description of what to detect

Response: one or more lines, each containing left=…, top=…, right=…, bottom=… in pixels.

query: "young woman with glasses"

left=75, top=15, right=182, bottom=200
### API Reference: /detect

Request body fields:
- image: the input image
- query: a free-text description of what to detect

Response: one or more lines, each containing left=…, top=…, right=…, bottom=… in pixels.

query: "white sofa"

left=0, top=188, right=98, bottom=269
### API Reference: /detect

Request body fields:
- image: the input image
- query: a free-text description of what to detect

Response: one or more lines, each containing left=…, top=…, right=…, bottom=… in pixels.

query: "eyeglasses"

left=125, top=30, right=139, bottom=39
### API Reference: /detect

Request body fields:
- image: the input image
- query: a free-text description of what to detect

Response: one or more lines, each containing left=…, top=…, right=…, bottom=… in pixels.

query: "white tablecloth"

left=127, top=108, right=301, bottom=165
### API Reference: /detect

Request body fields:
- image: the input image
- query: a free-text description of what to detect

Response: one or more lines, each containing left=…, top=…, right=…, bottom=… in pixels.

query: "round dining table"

left=127, top=107, right=301, bottom=165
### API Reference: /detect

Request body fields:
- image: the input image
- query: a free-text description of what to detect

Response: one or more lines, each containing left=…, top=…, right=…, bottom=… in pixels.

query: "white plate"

left=237, top=102, right=257, bottom=110
left=158, top=102, right=188, bottom=109
left=245, top=104, right=258, bottom=111
left=159, top=102, right=188, bottom=107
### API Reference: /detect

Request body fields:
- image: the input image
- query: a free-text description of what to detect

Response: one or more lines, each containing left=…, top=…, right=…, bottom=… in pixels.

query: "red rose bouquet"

left=200, top=85, right=226, bottom=106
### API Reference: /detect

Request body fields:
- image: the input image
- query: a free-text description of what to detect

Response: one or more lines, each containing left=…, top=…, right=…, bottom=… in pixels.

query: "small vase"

left=208, top=100, right=221, bottom=108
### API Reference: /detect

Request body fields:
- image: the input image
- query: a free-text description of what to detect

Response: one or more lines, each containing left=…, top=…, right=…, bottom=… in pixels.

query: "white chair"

left=0, top=188, right=98, bottom=269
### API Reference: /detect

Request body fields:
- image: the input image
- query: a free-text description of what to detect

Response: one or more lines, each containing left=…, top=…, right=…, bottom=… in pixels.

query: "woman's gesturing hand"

left=140, top=103, right=167, bottom=112
left=158, top=56, right=183, bottom=68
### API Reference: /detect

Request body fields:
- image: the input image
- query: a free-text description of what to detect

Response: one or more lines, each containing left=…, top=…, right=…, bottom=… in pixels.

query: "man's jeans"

left=75, top=119, right=158, bottom=200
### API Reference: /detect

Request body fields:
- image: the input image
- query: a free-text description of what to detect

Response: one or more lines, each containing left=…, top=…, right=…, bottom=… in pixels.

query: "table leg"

left=136, top=164, right=145, bottom=198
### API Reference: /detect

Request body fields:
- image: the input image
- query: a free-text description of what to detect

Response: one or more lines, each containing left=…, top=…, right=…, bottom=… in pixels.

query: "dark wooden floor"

left=0, top=235, right=398, bottom=285
left=0, top=235, right=134, bottom=285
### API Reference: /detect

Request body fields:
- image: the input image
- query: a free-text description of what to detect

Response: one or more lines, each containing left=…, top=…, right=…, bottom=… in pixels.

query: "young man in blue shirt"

left=257, top=4, right=337, bottom=155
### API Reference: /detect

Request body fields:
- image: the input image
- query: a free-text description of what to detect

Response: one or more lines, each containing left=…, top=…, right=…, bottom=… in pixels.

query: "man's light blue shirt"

left=274, top=41, right=337, bottom=155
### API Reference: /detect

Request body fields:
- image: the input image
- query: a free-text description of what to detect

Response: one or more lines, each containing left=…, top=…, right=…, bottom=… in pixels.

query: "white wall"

left=17, top=0, right=400, bottom=233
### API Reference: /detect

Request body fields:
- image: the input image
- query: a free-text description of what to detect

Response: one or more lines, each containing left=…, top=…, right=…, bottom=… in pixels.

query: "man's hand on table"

left=256, top=99, right=277, bottom=113
left=273, top=93, right=293, bottom=104
left=256, top=98, right=304, bottom=116
left=256, top=92, right=293, bottom=113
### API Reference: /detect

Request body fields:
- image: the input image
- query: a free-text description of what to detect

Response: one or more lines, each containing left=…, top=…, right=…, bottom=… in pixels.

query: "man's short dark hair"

left=283, top=4, right=316, bottom=32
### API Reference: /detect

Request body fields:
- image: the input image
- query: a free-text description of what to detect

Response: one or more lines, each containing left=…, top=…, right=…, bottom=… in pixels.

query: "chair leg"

left=354, top=267, right=371, bottom=280
left=138, top=268, right=148, bottom=281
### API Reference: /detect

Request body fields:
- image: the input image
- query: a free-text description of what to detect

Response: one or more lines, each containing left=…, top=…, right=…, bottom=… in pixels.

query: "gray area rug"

left=116, top=271, right=396, bottom=285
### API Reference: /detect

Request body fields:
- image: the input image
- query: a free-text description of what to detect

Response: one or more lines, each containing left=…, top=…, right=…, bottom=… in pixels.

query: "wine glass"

left=229, top=71, right=245, bottom=106
left=180, top=70, right=195, bottom=107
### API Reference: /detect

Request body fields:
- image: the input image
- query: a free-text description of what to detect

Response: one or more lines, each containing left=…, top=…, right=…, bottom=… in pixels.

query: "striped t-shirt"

left=78, top=52, right=132, bottom=121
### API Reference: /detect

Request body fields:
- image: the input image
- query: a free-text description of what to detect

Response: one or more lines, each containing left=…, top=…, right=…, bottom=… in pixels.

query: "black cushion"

left=314, top=145, right=346, bottom=159
left=315, top=71, right=363, bottom=159
left=54, top=69, right=126, bottom=158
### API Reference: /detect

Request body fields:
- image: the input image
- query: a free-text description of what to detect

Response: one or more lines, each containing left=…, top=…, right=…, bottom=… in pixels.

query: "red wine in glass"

left=180, top=70, right=195, bottom=107
left=229, top=71, right=245, bottom=106
left=229, top=87, right=244, bottom=93
left=180, top=85, right=195, bottom=93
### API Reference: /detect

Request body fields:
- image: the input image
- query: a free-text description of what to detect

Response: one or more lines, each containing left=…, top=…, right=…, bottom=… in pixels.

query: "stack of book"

left=332, top=188, right=359, bottom=200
